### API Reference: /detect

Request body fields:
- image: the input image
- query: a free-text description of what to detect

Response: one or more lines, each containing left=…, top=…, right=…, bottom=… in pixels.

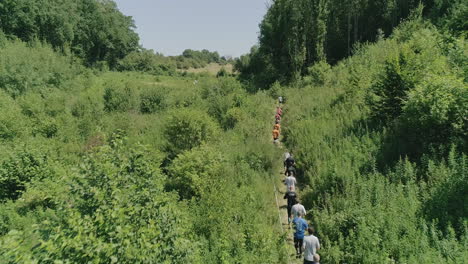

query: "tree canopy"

left=0, top=0, right=139, bottom=68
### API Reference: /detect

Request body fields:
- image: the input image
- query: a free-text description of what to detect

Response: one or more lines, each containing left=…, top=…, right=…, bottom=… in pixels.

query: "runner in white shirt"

left=291, top=199, right=306, bottom=219
left=302, top=227, right=320, bottom=264
left=284, top=171, right=297, bottom=192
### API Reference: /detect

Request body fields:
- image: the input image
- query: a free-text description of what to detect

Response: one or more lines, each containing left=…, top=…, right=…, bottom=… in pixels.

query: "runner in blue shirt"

left=292, top=212, right=308, bottom=259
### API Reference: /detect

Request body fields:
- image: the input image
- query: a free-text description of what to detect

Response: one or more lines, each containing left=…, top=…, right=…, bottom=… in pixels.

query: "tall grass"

left=283, top=20, right=467, bottom=263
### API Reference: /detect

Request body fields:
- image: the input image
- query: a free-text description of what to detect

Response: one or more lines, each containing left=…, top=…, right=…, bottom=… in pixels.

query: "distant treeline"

left=118, top=48, right=234, bottom=75
left=0, top=0, right=230, bottom=74
left=235, top=0, right=467, bottom=89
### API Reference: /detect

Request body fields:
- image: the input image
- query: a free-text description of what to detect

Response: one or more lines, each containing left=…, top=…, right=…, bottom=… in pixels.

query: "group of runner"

left=273, top=97, right=321, bottom=264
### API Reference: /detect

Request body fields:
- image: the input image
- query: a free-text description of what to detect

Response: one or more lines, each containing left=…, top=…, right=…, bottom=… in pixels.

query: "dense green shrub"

left=32, top=116, right=59, bottom=138
left=139, top=86, right=168, bottom=114
left=423, top=151, right=467, bottom=235
left=282, top=21, right=467, bottom=263
left=164, top=109, right=220, bottom=156
left=304, top=61, right=332, bottom=86
left=118, top=49, right=177, bottom=75
left=0, top=141, right=198, bottom=263
left=71, top=95, right=103, bottom=118
left=0, top=150, right=53, bottom=201
left=367, top=55, right=416, bottom=123
left=0, top=92, right=25, bottom=140
left=201, top=78, right=246, bottom=129
left=168, top=145, right=225, bottom=199
left=0, top=41, right=75, bottom=97
left=216, top=67, right=228, bottom=78
left=103, top=81, right=138, bottom=112
left=401, top=75, right=468, bottom=150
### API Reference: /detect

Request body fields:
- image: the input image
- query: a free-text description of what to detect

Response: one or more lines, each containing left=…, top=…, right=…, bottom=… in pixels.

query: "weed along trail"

left=271, top=98, right=320, bottom=264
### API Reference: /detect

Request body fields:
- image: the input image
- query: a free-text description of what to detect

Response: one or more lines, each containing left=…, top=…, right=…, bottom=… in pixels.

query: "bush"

left=0, top=141, right=198, bottom=263
left=423, top=150, right=467, bottom=235
left=168, top=145, right=225, bottom=199
left=305, top=61, right=332, bottom=86
left=0, top=40, right=75, bottom=97
left=401, top=75, right=467, bottom=150
left=103, top=81, right=138, bottom=112
left=0, top=92, right=25, bottom=140
left=224, top=107, right=247, bottom=130
left=32, top=116, right=59, bottom=138
left=0, top=150, right=53, bottom=201
left=139, top=86, right=168, bottom=114
left=201, top=78, right=245, bottom=128
left=118, top=50, right=177, bottom=75
left=71, top=95, right=103, bottom=119
left=164, top=109, right=220, bottom=156
left=216, top=67, right=228, bottom=78
left=268, top=81, right=283, bottom=99
left=367, top=55, right=415, bottom=123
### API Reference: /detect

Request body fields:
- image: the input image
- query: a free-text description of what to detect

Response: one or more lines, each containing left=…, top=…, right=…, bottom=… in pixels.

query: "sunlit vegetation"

left=0, top=0, right=466, bottom=263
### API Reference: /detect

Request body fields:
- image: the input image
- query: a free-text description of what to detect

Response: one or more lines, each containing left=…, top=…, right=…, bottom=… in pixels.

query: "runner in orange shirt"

left=273, top=129, right=280, bottom=142
left=274, top=121, right=281, bottom=131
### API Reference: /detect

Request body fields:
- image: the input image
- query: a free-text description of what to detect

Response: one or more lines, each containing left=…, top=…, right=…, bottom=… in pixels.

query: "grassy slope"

left=282, top=20, right=467, bottom=263
left=179, top=63, right=234, bottom=75
left=0, top=46, right=289, bottom=262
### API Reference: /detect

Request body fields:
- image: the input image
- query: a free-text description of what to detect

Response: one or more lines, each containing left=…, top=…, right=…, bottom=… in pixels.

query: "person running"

left=291, top=199, right=306, bottom=220
left=303, top=227, right=320, bottom=264
left=275, top=113, right=281, bottom=122
left=284, top=154, right=295, bottom=175
left=274, top=121, right=281, bottom=131
left=286, top=165, right=296, bottom=177
left=272, top=128, right=280, bottom=143
left=283, top=186, right=296, bottom=224
left=292, top=212, right=308, bottom=258
left=276, top=106, right=283, bottom=116
left=284, top=171, right=297, bottom=192
left=283, top=151, right=291, bottom=171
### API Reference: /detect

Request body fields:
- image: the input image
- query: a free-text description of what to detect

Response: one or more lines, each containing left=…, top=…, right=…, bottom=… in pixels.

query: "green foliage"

left=401, top=75, right=467, bottom=150
left=118, top=49, right=177, bottom=75
left=32, top=116, right=59, bottom=138
left=0, top=92, right=25, bottom=140
left=282, top=21, right=467, bottom=263
left=201, top=78, right=247, bottom=129
left=117, top=48, right=229, bottom=75
left=181, top=49, right=220, bottom=67
left=368, top=56, right=415, bottom=123
left=423, top=151, right=467, bottom=235
left=0, top=0, right=139, bottom=68
left=304, top=60, right=332, bottom=86
left=442, top=0, right=468, bottom=37
left=139, top=86, right=168, bottom=114
left=216, top=67, right=228, bottom=78
left=0, top=41, right=76, bottom=97
left=0, top=3, right=287, bottom=263
left=168, top=146, right=225, bottom=199
left=103, top=81, right=138, bottom=112
left=0, top=150, right=53, bottom=201
left=164, top=109, right=220, bottom=156
left=238, top=0, right=464, bottom=89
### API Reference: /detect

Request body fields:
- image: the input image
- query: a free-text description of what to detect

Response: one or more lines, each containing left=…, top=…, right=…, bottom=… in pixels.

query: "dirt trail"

left=271, top=106, right=302, bottom=264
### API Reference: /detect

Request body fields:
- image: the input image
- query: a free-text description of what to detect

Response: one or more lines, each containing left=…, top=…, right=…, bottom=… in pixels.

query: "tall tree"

left=0, top=0, right=139, bottom=68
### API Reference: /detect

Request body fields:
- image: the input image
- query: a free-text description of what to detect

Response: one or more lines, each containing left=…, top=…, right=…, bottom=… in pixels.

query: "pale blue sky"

left=114, top=0, right=269, bottom=57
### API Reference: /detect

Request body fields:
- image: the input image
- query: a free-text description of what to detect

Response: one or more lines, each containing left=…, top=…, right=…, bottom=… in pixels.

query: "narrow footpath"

left=271, top=102, right=302, bottom=264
